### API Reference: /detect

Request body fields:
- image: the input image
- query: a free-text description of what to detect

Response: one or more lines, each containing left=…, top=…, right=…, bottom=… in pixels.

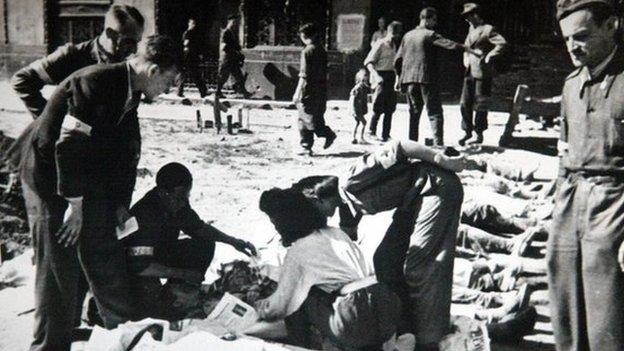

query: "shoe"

left=381, top=136, right=391, bottom=143
left=487, top=306, right=537, bottom=343
left=352, top=139, right=358, bottom=144
left=323, top=132, right=337, bottom=149
left=468, top=133, right=484, bottom=145
left=296, top=147, right=313, bottom=156
left=458, top=133, right=472, bottom=146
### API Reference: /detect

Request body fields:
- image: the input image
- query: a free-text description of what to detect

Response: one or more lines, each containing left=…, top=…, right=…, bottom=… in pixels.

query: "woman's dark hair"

left=259, top=188, right=327, bottom=246
left=291, top=175, right=339, bottom=200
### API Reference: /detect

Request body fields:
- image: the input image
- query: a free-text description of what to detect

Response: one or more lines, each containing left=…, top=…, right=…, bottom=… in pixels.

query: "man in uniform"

left=177, top=18, right=207, bottom=98
left=394, top=7, right=466, bottom=145
left=216, top=14, right=251, bottom=98
left=458, top=3, right=507, bottom=146
left=12, top=35, right=179, bottom=351
left=549, top=1, right=624, bottom=350
left=365, top=21, right=402, bottom=142
left=11, top=4, right=144, bottom=118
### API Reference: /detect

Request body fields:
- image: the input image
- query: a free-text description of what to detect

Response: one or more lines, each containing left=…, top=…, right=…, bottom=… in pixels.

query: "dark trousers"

left=373, top=164, right=463, bottom=344
left=297, top=102, right=335, bottom=149
left=178, top=54, right=207, bottom=97
left=370, top=71, right=397, bottom=140
left=285, top=284, right=400, bottom=350
left=460, top=76, right=491, bottom=134
left=23, top=183, right=136, bottom=351
left=548, top=174, right=624, bottom=351
left=217, top=57, right=246, bottom=94
left=405, top=83, right=444, bottom=145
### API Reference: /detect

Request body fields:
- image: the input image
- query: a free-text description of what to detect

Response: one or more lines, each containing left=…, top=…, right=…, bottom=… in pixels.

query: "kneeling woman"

left=255, top=188, right=405, bottom=350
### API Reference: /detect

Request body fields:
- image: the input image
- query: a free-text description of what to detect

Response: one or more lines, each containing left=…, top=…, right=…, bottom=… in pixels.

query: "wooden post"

left=214, top=93, right=222, bottom=134
left=499, top=84, right=529, bottom=147
left=196, top=109, right=203, bottom=133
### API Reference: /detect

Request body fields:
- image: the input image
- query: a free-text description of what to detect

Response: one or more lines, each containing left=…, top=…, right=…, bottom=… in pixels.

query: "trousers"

left=405, top=83, right=444, bottom=145
left=460, top=76, right=491, bottom=134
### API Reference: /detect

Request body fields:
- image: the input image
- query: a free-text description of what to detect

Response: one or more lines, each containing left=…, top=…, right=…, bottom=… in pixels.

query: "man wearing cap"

left=178, top=18, right=208, bottom=98
left=216, top=14, right=251, bottom=98
left=550, top=0, right=624, bottom=350
left=458, top=3, right=507, bottom=146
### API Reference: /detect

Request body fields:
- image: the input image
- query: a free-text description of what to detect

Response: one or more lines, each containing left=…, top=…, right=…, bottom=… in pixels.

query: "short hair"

left=299, top=23, right=318, bottom=40
left=105, top=4, right=145, bottom=29
left=259, top=188, right=327, bottom=246
left=156, top=162, right=192, bottom=190
left=291, top=175, right=340, bottom=200
left=138, top=35, right=180, bottom=69
left=420, top=7, right=438, bottom=20
left=388, top=21, right=403, bottom=34
left=585, top=3, right=617, bottom=25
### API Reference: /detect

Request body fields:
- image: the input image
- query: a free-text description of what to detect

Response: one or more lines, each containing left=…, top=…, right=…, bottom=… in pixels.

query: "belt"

left=127, top=246, right=154, bottom=257
left=339, top=276, right=378, bottom=295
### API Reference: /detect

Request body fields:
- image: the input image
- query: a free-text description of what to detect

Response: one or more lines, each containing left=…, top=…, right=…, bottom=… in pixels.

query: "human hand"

left=231, top=238, right=257, bottom=256
left=57, top=199, right=83, bottom=247
left=434, top=153, right=467, bottom=172
left=115, top=206, right=131, bottom=229
left=394, top=80, right=401, bottom=92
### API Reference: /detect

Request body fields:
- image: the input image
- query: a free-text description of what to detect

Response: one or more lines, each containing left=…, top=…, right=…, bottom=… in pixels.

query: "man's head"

left=188, top=18, right=196, bottom=30
left=102, top=5, right=145, bottom=61
left=386, top=21, right=403, bottom=42
left=299, top=23, right=318, bottom=45
left=558, top=1, right=619, bottom=68
left=156, top=162, right=193, bottom=214
left=133, top=35, right=180, bottom=100
left=227, top=14, right=239, bottom=29
left=461, top=3, right=482, bottom=26
left=378, top=17, right=387, bottom=30
left=291, top=176, right=341, bottom=217
left=420, top=7, right=438, bottom=29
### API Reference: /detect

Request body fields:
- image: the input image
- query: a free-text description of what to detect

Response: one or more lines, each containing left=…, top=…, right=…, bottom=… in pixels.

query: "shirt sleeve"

left=178, top=205, right=207, bottom=235
left=256, top=252, right=317, bottom=320
left=299, top=47, right=310, bottom=79
left=364, top=42, right=382, bottom=67
left=394, top=38, right=405, bottom=76
left=486, top=26, right=507, bottom=58
left=431, top=31, right=459, bottom=50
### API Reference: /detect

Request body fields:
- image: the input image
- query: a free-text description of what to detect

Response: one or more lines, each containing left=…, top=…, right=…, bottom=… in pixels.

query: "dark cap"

left=156, top=162, right=193, bottom=190
left=461, top=3, right=480, bottom=16
left=556, top=0, right=615, bottom=20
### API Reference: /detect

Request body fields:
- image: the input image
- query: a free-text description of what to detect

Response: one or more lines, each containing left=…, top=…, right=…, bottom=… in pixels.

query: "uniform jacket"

left=463, top=23, right=507, bottom=79
left=560, top=46, right=624, bottom=174
left=220, top=28, right=242, bottom=62
left=14, top=63, right=141, bottom=207
left=11, top=38, right=113, bottom=118
left=395, top=27, right=460, bottom=85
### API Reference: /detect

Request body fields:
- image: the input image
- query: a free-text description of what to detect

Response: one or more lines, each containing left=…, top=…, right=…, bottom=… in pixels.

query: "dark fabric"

left=297, top=102, right=334, bottom=149
left=460, top=76, right=491, bottom=133
left=395, top=27, right=457, bottom=84
left=350, top=82, right=369, bottom=117
left=369, top=71, right=396, bottom=139
left=217, top=57, right=246, bottom=94
left=299, top=44, right=328, bottom=104
left=182, top=28, right=202, bottom=56
left=461, top=201, right=527, bottom=234
left=11, top=39, right=108, bottom=118
left=284, top=284, right=400, bottom=349
left=548, top=173, right=624, bottom=351
left=559, top=47, right=624, bottom=174
left=463, top=24, right=507, bottom=79
left=178, top=53, right=207, bottom=97
left=220, top=28, right=241, bottom=60
left=405, top=83, right=444, bottom=144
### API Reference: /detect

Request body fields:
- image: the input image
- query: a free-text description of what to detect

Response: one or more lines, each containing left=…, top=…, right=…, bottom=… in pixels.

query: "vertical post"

left=214, top=93, right=222, bottom=134
left=196, top=109, right=203, bottom=133
left=499, top=84, right=529, bottom=147
left=227, top=114, right=233, bottom=134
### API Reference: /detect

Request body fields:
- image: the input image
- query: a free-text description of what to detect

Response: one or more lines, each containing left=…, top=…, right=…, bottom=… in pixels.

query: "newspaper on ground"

left=206, top=292, right=259, bottom=333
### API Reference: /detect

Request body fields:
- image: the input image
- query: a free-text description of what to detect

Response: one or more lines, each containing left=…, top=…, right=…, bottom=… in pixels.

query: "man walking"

left=365, top=21, right=402, bottom=142
left=178, top=18, right=207, bottom=98
left=458, top=3, right=507, bottom=146
left=10, top=35, right=180, bottom=351
left=395, top=7, right=465, bottom=145
left=216, top=14, right=250, bottom=98
left=549, top=1, right=624, bottom=350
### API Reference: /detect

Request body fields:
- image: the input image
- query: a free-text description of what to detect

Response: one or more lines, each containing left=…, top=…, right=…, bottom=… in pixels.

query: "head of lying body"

left=128, top=35, right=181, bottom=101
left=155, top=162, right=193, bottom=214
left=259, top=188, right=328, bottom=247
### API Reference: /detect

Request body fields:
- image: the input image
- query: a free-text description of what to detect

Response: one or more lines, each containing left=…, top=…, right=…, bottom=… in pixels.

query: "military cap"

left=461, top=3, right=480, bottom=16
left=556, top=0, right=615, bottom=20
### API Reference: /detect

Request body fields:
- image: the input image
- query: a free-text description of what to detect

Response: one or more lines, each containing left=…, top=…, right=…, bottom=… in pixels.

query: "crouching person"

left=122, top=163, right=256, bottom=319
left=255, top=188, right=413, bottom=351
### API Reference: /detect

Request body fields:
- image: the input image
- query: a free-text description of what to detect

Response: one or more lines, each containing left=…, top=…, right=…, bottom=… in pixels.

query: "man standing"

left=217, top=14, right=250, bottom=98
left=371, top=16, right=388, bottom=46
left=293, top=23, right=337, bottom=155
left=178, top=18, right=207, bottom=98
left=11, top=5, right=144, bottom=118
left=395, top=7, right=465, bottom=145
left=11, top=35, right=179, bottom=351
left=458, top=3, right=507, bottom=146
left=549, top=1, right=624, bottom=350
left=365, top=21, right=402, bottom=142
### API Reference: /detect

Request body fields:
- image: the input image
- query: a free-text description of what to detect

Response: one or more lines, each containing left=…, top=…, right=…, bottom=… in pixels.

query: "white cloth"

left=257, top=227, right=373, bottom=320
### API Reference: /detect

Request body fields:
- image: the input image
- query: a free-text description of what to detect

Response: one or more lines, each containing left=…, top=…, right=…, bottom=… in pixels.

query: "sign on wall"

left=336, top=14, right=366, bottom=53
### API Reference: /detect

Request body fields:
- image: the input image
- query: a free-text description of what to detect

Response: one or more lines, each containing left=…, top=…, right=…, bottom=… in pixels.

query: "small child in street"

left=350, top=68, right=370, bottom=144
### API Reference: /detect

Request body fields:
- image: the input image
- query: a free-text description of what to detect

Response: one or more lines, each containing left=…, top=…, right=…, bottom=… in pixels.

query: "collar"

left=579, top=45, right=620, bottom=99
left=123, top=62, right=141, bottom=113
left=589, top=46, right=617, bottom=79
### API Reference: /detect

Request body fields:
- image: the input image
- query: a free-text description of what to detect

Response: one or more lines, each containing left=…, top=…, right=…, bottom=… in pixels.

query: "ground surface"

left=0, top=81, right=557, bottom=350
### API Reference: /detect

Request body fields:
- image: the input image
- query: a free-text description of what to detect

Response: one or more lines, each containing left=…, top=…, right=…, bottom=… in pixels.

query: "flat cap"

left=461, top=2, right=480, bottom=16
left=556, top=0, right=615, bottom=20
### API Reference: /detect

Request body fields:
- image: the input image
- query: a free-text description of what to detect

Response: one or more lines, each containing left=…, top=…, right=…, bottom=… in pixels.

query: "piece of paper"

left=116, top=216, right=139, bottom=240
left=206, top=293, right=259, bottom=333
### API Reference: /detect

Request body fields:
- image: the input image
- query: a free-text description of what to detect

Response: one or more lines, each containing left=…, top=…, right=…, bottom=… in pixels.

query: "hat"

left=556, top=0, right=615, bottom=20
left=461, top=3, right=480, bottom=16
left=156, top=162, right=193, bottom=190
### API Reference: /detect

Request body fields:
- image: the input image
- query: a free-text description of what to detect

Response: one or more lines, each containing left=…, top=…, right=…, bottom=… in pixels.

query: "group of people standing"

left=356, top=4, right=507, bottom=147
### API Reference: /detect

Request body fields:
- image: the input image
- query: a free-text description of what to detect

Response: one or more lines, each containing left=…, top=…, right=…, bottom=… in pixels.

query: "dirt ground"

left=0, top=82, right=557, bottom=350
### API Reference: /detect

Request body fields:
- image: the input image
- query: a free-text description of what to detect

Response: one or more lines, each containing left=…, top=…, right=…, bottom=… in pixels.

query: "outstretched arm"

left=397, top=140, right=466, bottom=172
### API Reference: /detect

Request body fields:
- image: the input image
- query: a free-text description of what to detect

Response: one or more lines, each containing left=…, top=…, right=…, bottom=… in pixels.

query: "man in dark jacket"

left=178, top=18, right=207, bottom=98
left=11, top=4, right=144, bottom=118
left=216, top=14, right=250, bottom=98
left=395, top=7, right=465, bottom=145
left=458, top=3, right=507, bottom=146
left=12, top=35, right=179, bottom=351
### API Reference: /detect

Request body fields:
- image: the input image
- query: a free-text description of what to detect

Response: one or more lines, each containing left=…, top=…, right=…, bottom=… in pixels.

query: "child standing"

left=350, top=68, right=370, bottom=144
